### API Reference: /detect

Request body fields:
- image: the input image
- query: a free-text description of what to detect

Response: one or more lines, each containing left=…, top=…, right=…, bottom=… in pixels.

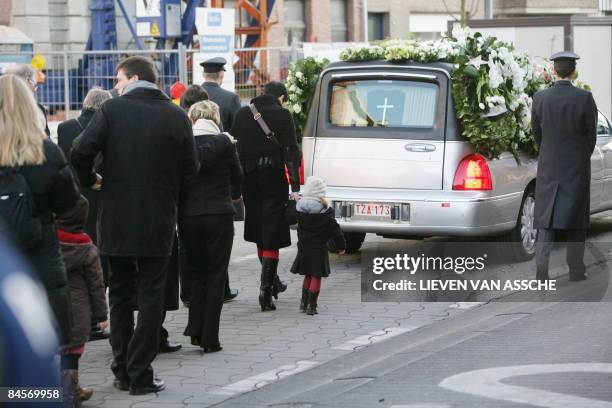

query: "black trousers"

left=536, top=229, right=586, bottom=276
left=108, top=256, right=168, bottom=387
left=179, top=214, right=233, bottom=348
left=179, top=238, right=232, bottom=303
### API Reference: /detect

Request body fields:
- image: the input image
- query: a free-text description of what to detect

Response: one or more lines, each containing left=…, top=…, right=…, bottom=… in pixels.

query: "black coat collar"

left=251, top=94, right=280, bottom=107
left=122, top=87, right=170, bottom=101
left=79, top=108, right=96, bottom=120
left=554, top=80, right=573, bottom=87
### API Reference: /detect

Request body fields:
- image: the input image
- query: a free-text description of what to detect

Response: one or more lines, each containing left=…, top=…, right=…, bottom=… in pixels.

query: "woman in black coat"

left=179, top=100, right=243, bottom=352
left=0, top=75, right=80, bottom=345
left=58, top=87, right=112, bottom=248
left=230, top=81, right=301, bottom=311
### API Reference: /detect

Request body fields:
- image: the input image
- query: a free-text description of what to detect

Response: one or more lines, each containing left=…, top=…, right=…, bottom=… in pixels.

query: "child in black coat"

left=290, top=177, right=345, bottom=315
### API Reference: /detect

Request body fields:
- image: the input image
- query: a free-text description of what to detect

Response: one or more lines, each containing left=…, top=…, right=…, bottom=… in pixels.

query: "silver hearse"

left=302, top=60, right=612, bottom=259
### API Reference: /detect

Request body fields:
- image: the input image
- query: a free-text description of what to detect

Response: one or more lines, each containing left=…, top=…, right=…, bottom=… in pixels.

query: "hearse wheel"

left=504, top=187, right=537, bottom=261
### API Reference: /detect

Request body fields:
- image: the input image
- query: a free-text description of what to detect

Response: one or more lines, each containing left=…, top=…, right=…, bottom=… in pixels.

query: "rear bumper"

left=328, top=187, right=522, bottom=237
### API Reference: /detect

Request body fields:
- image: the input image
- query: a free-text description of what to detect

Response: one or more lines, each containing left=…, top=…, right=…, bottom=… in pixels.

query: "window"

left=368, top=13, right=388, bottom=41
left=331, top=0, right=348, bottom=42
left=285, top=0, right=305, bottom=45
left=598, top=112, right=611, bottom=136
left=329, top=79, right=438, bottom=128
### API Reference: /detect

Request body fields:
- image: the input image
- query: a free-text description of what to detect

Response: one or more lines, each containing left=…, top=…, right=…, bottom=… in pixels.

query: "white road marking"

left=334, top=326, right=420, bottom=351
left=209, top=360, right=319, bottom=396
left=390, top=405, right=451, bottom=408
left=448, top=302, right=486, bottom=310
left=439, top=363, right=612, bottom=408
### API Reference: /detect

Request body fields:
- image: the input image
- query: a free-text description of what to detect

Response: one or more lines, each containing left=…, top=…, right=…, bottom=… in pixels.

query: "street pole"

left=485, top=0, right=494, bottom=19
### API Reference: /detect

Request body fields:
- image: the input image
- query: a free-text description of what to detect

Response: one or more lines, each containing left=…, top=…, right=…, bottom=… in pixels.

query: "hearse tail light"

left=453, top=154, right=493, bottom=191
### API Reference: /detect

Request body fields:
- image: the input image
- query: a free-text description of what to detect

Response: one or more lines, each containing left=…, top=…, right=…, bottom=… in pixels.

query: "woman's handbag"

left=285, top=197, right=298, bottom=226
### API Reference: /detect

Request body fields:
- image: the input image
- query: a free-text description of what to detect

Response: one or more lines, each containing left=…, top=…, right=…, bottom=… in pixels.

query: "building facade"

left=1, top=0, right=607, bottom=54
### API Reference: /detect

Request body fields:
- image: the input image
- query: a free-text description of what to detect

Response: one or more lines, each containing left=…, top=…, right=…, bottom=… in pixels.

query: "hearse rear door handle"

left=405, top=143, right=436, bottom=152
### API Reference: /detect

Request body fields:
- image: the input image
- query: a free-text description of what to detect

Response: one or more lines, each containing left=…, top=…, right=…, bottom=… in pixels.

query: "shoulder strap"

left=249, top=103, right=281, bottom=149
left=75, top=117, right=84, bottom=131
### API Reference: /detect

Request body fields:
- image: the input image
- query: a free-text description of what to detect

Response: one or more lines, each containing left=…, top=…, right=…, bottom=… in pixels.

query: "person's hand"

left=98, top=320, right=109, bottom=330
left=92, top=173, right=102, bottom=191
left=223, top=132, right=237, bottom=144
left=291, top=192, right=300, bottom=201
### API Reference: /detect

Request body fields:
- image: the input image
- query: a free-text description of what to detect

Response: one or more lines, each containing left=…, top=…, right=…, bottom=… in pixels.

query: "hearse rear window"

left=329, top=79, right=438, bottom=128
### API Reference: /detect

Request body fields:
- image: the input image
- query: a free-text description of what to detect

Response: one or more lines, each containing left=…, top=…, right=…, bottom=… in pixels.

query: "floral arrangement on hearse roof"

left=285, top=26, right=589, bottom=161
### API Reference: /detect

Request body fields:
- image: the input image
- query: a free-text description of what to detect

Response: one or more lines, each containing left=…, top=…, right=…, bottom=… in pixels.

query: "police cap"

left=200, top=57, right=227, bottom=73
left=550, top=51, right=580, bottom=61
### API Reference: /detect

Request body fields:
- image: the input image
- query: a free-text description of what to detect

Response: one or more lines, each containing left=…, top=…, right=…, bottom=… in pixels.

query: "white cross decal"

left=376, top=97, right=394, bottom=124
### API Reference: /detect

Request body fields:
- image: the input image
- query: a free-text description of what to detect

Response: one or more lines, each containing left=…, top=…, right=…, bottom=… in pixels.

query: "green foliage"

left=285, top=57, right=330, bottom=143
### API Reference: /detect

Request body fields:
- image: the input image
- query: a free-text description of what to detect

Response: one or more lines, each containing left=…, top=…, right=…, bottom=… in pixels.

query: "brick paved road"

left=79, top=223, right=476, bottom=407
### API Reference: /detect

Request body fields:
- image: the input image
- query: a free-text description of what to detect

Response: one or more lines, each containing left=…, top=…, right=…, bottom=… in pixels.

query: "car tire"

left=503, top=187, right=537, bottom=261
left=328, top=232, right=366, bottom=254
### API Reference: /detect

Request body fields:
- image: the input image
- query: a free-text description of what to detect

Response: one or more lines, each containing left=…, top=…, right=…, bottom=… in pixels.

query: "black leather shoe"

left=159, top=341, right=182, bottom=353
left=200, top=345, right=222, bottom=354
left=272, top=275, right=287, bottom=300
left=224, top=288, right=239, bottom=302
left=129, top=378, right=165, bottom=395
left=569, top=273, right=587, bottom=281
left=113, top=378, right=130, bottom=391
left=89, top=327, right=110, bottom=341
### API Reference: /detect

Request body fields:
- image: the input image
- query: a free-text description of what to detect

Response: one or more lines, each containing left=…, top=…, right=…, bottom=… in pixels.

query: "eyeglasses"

left=27, top=78, right=39, bottom=91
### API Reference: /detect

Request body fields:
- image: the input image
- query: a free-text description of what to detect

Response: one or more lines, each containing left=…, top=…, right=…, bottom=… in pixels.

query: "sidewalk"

left=79, top=224, right=477, bottom=408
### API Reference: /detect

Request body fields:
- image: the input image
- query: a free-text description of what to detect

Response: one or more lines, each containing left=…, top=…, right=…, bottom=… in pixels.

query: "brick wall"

left=305, top=0, right=332, bottom=42
left=0, top=0, right=11, bottom=25
left=347, top=0, right=365, bottom=41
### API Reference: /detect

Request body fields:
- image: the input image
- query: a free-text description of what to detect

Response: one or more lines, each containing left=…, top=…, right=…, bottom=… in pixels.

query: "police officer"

left=200, top=56, right=241, bottom=301
left=532, top=51, right=598, bottom=282
left=200, top=57, right=241, bottom=131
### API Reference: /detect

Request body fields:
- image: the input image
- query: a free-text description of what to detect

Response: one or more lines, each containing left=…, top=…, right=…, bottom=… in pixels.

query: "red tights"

left=257, top=247, right=279, bottom=259
left=302, top=275, right=321, bottom=293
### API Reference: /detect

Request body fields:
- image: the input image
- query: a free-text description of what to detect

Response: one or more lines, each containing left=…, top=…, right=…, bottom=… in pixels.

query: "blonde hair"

left=188, top=100, right=221, bottom=127
left=320, top=197, right=328, bottom=208
left=0, top=75, right=46, bottom=167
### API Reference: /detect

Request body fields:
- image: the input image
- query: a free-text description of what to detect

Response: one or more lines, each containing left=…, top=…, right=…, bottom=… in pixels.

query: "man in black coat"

left=71, top=56, right=232, bottom=395
left=200, top=57, right=241, bottom=131
left=532, top=51, right=598, bottom=282
left=58, top=87, right=112, bottom=341
left=200, top=57, right=242, bottom=302
left=231, top=81, right=301, bottom=311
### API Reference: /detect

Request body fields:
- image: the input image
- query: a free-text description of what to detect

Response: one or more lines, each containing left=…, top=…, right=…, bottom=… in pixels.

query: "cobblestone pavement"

left=79, top=223, right=477, bottom=407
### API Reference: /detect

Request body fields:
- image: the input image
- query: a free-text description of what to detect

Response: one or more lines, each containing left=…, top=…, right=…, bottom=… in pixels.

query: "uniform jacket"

left=532, top=80, right=598, bottom=229
left=230, top=94, right=301, bottom=249
left=289, top=199, right=346, bottom=278
left=56, top=198, right=108, bottom=348
left=57, top=108, right=100, bottom=244
left=19, top=139, right=80, bottom=345
left=201, top=81, right=241, bottom=131
left=71, top=85, right=201, bottom=257
left=180, top=119, right=243, bottom=217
